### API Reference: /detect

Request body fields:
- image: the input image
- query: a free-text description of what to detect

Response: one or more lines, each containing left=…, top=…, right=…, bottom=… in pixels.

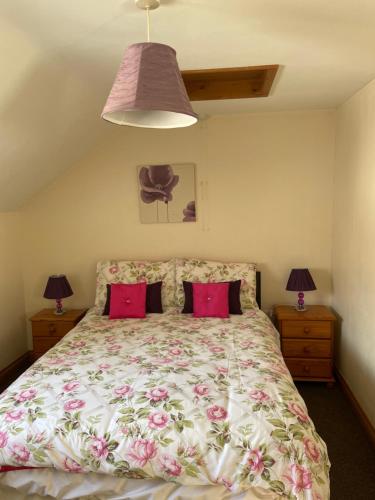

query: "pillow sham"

left=103, top=282, right=163, bottom=315
left=175, top=258, right=257, bottom=309
left=95, top=260, right=175, bottom=312
left=182, top=280, right=242, bottom=314
left=109, top=283, right=147, bottom=319
left=192, top=282, right=229, bottom=318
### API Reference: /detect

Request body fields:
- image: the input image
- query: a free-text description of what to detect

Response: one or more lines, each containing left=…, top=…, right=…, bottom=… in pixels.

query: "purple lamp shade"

left=44, top=275, right=73, bottom=315
left=101, top=42, right=198, bottom=129
left=286, top=269, right=316, bottom=311
left=43, top=275, right=73, bottom=299
left=286, top=269, right=317, bottom=292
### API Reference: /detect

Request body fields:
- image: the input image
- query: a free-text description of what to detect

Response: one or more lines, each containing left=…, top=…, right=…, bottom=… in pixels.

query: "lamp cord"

left=146, top=7, right=150, bottom=42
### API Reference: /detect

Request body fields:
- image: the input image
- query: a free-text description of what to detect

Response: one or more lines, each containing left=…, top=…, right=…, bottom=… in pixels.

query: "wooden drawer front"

left=32, top=321, right=75, bottom=337
left=282, top=320, right=331, bottom=339
left=33, top=336, right=63, bottom=353
left=282, top=339, right=331, bottom=358
left=285, top=358, right=332, bottom=379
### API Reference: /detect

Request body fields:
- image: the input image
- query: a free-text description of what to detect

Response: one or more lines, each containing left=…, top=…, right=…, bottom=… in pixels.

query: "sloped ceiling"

left=1, top=0, right=375, bottom=210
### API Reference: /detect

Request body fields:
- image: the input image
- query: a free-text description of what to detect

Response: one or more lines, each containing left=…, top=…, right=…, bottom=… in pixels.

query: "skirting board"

left=335, top=368, right=375, bottom=448
left=0, top=351, right=32, bottom=393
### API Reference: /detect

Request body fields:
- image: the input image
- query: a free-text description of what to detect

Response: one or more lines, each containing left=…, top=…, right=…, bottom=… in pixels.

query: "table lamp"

left=286, top=268, right=316, bottom=311
left=43, top=275, right=73, bottom=315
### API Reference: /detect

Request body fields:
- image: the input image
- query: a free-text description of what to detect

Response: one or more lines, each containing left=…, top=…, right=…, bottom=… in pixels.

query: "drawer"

left=33, top=336, right=63, bottom=353
left=32, top=321, right=75, bottom=337
left=282, top=339, right=331, bottom=358
left=282, top=320, right=331, bottom=339
left=285, top=358, right=332, bottom=379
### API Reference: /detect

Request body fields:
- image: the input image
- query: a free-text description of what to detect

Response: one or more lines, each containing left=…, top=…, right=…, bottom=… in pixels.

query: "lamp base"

left=295, top=305, right=307, bottom=312
left=54, top=298, right=65, bottom=315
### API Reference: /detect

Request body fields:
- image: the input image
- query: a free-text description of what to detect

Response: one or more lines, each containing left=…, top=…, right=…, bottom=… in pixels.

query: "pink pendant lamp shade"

left=102, top=42, right=198, bottom=129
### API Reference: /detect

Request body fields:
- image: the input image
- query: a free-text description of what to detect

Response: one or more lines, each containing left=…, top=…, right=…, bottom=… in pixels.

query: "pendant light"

left=101, top=0, right=198, bottom=129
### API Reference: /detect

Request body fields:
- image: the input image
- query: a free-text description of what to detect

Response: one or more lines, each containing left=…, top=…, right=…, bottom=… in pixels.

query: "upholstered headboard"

left=256, top=271, right=261, bottom=309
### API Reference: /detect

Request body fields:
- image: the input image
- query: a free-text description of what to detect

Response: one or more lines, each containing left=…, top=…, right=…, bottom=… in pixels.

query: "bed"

left=0, top=260, right=330, bottom=499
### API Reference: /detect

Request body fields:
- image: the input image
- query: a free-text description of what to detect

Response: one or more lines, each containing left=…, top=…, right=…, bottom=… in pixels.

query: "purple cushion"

left=182, top=280, right=242, bottom=314
left=103, top=282, right=163, bottom=315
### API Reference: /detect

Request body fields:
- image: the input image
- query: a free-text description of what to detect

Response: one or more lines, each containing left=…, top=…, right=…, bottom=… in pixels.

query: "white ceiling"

left=1, top=0, right=375, bottom=210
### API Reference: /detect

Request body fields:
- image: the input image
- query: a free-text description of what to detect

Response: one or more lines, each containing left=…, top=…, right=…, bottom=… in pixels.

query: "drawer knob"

left=48, top=324, right=56, bottom=334
left=303, top=365, right=311, bottom=373
left=303, top=327, right=310, bottom=334
left=303, top=346, right=311, bottom=354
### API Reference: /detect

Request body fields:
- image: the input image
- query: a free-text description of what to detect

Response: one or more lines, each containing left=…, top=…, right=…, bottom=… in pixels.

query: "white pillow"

left=175, top=258, right=258, bottom=309
left=95, top=259, right=176, bottom=312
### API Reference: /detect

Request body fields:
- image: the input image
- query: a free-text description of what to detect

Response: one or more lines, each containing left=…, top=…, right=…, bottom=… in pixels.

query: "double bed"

left=0, top=260, right=330, bottom=499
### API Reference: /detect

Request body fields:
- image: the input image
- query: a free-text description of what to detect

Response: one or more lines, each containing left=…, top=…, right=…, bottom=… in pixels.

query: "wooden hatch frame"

left=181, top=65, right=279, bottom=101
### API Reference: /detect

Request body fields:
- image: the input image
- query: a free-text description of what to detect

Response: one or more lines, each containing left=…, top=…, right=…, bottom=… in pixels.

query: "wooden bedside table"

left=274, top=305, right=336, bottom=385
left=30, top=309, right=87, bottom=361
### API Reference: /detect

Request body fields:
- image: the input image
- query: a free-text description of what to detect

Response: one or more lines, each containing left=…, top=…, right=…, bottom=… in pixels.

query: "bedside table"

left=30, top=309, right=87, bottom=360
left=274, top=305, right=336, bottom=385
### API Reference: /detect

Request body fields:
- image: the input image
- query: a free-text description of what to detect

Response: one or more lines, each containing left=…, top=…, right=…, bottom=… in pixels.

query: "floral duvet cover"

left=0, top=309, right=330, bottom=499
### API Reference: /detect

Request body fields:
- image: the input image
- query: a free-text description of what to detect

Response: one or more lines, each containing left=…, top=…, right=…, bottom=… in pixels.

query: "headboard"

left=256, top=271, right=261, bottom=309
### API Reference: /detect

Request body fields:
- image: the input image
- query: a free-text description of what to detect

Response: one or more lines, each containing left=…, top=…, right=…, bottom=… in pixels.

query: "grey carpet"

left=296, top=382, right=375, bottom=500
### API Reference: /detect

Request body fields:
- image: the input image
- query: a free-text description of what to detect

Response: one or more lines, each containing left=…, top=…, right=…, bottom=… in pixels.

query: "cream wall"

left=0, top=212, right=27, bottom=369
left=20, top=110, right=335, bottom=331
left=332, top=80, right=375, bottom=426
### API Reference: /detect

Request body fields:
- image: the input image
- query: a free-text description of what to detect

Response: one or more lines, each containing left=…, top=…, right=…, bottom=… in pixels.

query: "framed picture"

left=137, top=163, right=196, bottom=224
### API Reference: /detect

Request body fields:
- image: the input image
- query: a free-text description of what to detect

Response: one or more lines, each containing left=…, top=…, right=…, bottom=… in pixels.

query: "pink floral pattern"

left=0, top=308, right=329, bottom=499
left=127, top=439, right=157, bottom=467
left=175, top=258, right=257, bottom=308
left=284, top=464, right=313, bottom=495
left=159, top=454, right=182, bottom=476
left=148, top=411, right=169, bottom=430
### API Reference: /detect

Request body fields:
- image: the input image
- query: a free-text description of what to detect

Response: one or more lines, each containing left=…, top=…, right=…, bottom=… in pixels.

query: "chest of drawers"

left=275, top=305, right=336, bottom=384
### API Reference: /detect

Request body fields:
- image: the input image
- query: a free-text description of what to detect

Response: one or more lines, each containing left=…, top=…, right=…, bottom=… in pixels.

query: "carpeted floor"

left=296, top=382, right=375, bottom=500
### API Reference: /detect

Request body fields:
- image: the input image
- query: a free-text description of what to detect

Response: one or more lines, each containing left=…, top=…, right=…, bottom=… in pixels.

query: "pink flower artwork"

left=193, top=384, right=209, bottom=397
left=247, top=449, right=265, bottom=475
left=90, top=437, right=109, bottom=459
left=15, top=388, right=37, bottom=403
left=98, top=363, right=111, bottom=370
left=11, top=443, right=30, bottom=463
left=249, top=389, right=270, bottom=402
left=127, top=439, right=157, bottom=467
left=209, top=346, right=225, bottom=354
left=107, top=344, right=121, bottom=351
left=114, top=385, right=133, bottom=397
left=4, top=409, right=25, bottom=423
left=0, top=431, right=8, bottom=448
left=303, top=437, right=321, bottom=463
left=148, top=411, right=169, bottom=430
left=64, top=399, right=85, bottom=412
left=72, top=341, right=86, bottom=348
left=169, top=348, right=182, bottom=356
left=216, top=367, right=228, bottom=374
left=47, top=358, right=65, bottom=365
left=206, top=405, right=228, bottom=421
left=63, top=381, right=80, bottom=392
left=284, top=464, right=313, bottom=495
left=288, top=402, right=309, bottom=423
left=159, top=454, right=182, bottom=476
left=128, top=356, right=141, bottom=364
left=64, top=456, right=82, bottom=472
left=240, top=360, right=256, bottom=368
left=175, top=360, right=189, bottom=367
left=145, top=387, right=169, bottom=402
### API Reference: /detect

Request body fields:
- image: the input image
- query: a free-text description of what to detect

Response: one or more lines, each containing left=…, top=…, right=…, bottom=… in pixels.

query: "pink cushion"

left=109, top=283, right=147, bottom=319
left=192, top=282, right=229, bottom=318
